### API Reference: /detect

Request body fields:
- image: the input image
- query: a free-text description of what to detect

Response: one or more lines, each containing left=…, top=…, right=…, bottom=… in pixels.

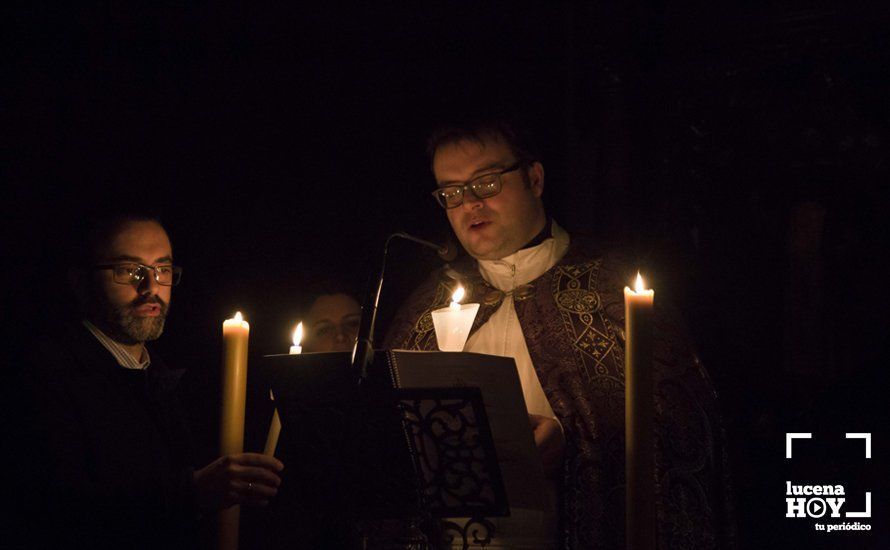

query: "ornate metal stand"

left=397, top=388, right=507, bottom=549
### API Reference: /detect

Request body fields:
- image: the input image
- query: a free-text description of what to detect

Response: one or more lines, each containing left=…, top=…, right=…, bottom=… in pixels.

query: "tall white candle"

left=220, top=311, right=249, bottom=550
left=221, top=311, right=250, bottom=457
left=624, top=273, right=655, bottom=550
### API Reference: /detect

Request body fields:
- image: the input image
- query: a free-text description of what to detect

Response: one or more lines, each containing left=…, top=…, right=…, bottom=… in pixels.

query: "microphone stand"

left=350, top=232, right=452, bottom=550
left=350, top=232, right=448, bottom=384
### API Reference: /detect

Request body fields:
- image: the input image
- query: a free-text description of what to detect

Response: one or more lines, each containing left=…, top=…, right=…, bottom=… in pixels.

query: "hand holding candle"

left=431, top=285, right=479, bottom=351
left=624, top=273, right=655, bottom=550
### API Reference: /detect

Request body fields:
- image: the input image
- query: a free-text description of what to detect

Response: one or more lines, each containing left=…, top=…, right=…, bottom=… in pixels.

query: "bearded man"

left=384, top=120, right=736, bottom=548
left=16, top=213, right=283, bottom=549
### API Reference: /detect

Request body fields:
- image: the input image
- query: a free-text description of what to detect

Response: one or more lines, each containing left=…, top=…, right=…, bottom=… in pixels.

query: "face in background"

left=433, top=136, right=546, bottom=261
left=86, top=220, right=173, bottom=344
left=303, top=293, right=362, bottom=352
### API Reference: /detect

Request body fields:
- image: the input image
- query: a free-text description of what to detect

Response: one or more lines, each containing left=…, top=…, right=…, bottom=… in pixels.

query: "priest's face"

left=88, top=220, right=173, bottom=344
left=433, top=136, right=546, bottom=260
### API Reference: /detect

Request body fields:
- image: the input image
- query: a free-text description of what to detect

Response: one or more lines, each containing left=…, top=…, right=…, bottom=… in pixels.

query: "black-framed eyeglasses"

left=93, top=263, right=183, bottom=286
left=431, top=161, right=525, bottom=209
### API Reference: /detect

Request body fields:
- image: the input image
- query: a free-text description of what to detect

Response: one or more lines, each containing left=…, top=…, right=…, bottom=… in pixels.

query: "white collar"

left=476, top=220, right=570, bottom=290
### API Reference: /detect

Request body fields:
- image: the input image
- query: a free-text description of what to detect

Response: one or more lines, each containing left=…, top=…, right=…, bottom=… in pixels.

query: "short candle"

left=431, top=285, right=479, bottom=352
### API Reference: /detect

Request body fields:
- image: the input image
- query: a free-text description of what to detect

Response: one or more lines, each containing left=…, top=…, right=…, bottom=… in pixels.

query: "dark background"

left=6, top=2, right=890, bottom=548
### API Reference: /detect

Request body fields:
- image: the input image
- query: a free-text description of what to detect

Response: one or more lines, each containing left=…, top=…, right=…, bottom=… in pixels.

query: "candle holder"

left=431, top=303, right=479, bottom=352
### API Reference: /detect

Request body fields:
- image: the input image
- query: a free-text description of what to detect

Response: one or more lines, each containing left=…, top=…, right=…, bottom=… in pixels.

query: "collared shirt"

left=464, top=219, right=570, bottom=419
left=82, top=319, right=151, bottom=370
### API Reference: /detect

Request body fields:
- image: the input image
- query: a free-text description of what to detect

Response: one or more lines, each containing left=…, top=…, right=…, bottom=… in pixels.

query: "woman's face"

left=303, top=293, right=362, bottom=352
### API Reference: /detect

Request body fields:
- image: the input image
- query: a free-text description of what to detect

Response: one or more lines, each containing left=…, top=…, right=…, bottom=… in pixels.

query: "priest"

left=384, top=119, right=736, bottom=549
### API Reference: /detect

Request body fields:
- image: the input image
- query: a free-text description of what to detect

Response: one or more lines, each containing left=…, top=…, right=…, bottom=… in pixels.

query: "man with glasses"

left=17, top=213, right=283, bottom=549
left=385, top=120, right=735, bottom=548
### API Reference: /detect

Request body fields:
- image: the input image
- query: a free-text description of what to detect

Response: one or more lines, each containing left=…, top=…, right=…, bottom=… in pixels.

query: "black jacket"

left=13, top=322, right=198, bottom=549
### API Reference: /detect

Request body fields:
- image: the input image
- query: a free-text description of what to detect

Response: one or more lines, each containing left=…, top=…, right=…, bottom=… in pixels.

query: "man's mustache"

left=130, top=295, right=169, bottom=312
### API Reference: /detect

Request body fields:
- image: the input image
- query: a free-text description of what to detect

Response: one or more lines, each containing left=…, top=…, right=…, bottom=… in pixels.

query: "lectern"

left=264, top=350, right=534, bottom=549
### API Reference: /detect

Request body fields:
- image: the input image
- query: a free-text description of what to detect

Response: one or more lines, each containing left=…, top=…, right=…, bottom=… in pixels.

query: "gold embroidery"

left=555, top=288, right=600, bottom=313
left=408, top=280, right=455, bottom=349
left=552, top=259, right=622, bottom=381
left=415, top=311, right=433, bottom=333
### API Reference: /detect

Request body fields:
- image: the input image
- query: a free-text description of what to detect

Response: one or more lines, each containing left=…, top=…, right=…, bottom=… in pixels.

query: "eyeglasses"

left=431, top=161, right=524, bottom=209
left=93, top=263, right=183, bottom=286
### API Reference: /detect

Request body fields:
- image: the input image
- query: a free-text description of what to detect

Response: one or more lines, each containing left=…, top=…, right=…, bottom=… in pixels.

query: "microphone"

left=351, top=232, right=452, bottom=383
left=389, top=232, right=456, bottom=261
left=437, top=238, right=459, bottom=262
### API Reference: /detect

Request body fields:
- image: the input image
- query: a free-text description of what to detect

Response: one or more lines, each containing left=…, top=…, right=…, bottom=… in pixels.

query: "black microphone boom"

left=390, top=232, right=455, bottom=260
left=350, top=232, right=451, bottom=383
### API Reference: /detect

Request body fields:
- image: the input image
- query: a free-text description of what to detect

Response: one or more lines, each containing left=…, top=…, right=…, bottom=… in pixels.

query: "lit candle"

left=624, top=273, right=655, bottom=550
left=264, top=322, right=302, bottom=456
left=289, top=321, right=303, bottom=355
left=219, top=311, right=249, bottom=550
left=431, top=285, right=479, bottom=351
left=449, top=285, right=465, bottom=311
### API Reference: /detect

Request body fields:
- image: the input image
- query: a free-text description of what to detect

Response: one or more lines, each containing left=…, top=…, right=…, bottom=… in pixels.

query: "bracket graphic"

left=785, top=432, right=812, bottom=459
left=845, top=433, right=871, bottom=459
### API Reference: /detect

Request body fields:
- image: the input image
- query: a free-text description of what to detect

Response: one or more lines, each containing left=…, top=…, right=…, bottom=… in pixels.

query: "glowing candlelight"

left=634, top=272, right=645, bottom=293
left=289, top=322, right=303, bottom=355
left=450, top=285, right=465, bottom=311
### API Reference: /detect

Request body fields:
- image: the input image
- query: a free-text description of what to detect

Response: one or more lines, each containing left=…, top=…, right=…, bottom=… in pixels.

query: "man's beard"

left=92, top=294, right=169, bottom=345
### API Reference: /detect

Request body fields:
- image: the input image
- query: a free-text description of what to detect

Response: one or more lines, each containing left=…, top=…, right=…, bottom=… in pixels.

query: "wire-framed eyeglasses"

left=93, top=263, right=183, bottom=286
left=431, top=161, right=525, bottom=209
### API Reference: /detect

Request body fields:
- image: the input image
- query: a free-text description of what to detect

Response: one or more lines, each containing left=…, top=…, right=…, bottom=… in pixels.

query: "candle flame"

left=634, top=272, right=646, bottom=293
left=293, top=322, right=303, bottom=346
left=452, top=285, right=465, bottom=304
left=234, top=311, right=243, bottom=322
